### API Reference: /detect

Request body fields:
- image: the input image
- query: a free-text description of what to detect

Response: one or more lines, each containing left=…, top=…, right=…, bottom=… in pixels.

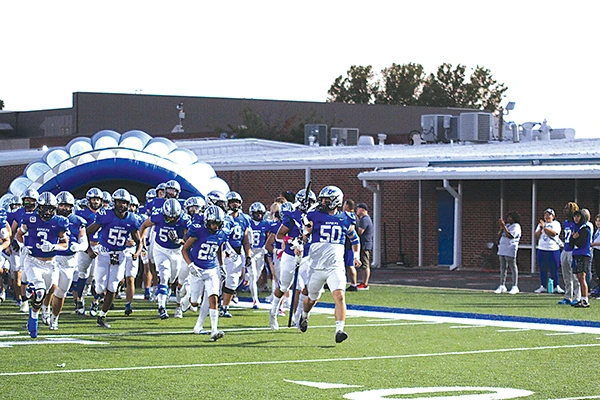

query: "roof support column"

left=443, top=179, right=462, bottom=270
left=305, top=167, right=311, bottom=188
left=362, top=180, right=381, bottom=268
left=531, top=180, right=537, bottom=274
left=418, top=180, right=423, bottom=267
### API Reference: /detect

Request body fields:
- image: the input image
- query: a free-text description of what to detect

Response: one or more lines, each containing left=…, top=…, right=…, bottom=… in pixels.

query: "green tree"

left=376, top=62, right=425, bottom=106
left=0, top=99, right=4, bottom=110
left=327, top=65, right=379, bottom=104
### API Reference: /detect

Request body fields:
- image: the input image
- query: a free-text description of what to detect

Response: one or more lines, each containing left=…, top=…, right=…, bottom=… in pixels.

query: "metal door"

left=438, top=190, right=454, bottom=265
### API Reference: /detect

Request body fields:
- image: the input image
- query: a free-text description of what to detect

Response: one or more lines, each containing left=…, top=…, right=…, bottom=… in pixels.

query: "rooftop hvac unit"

left=458, top=112, right=494, bottom=142
left=420, top=115, right=452, bottom=142
left=330, top=128, right=359, bottom=146
left=304, top=124, right=328, bottom=146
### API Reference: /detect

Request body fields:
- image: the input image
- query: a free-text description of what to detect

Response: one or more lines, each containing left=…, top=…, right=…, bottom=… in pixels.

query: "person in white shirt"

left=534, top=208, right=565, bottom=294
left=495, top=212, right=521, bottom=294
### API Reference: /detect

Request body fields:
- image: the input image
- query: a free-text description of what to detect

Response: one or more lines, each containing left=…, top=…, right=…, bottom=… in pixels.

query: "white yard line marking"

left=545, top=332, right=583, bottom=336
left=548, top=396, right=600, bottom=400
left=0, top=338, right=108, bottom=348
left=449, top=325, right=488, bottom=329
left=1, top=343, right=599, bottom=377
left=496, top=329, right=531, bottom=333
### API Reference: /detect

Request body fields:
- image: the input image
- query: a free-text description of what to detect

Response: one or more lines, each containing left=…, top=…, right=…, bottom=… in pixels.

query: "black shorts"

left=574, top=256, right=591, bottom=274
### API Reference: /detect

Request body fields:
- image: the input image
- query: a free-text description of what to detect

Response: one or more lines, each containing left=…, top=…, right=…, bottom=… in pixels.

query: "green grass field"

left=1, top=286, right=600, bottom=399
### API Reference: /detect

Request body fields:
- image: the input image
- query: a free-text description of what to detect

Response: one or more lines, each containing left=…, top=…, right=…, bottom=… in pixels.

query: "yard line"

left=548, top=396, right=600, bottom=400
left=496, top=329, right=531, bottom=332
left=1, top=343, right=599, bottom=377
left=449, top=325, right=487, bottom=329
left=545, top=332, right=583, bottom=336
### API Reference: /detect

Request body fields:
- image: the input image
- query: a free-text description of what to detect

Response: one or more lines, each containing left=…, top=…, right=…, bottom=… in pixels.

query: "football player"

left=16, top=192, right=69, bottom=338
left=137, top=198, right=190, bottom=319
left=298, top=186, right=361, bottom=344
left=248, top=202, right=271, bottom=309
left=86, top=189, right=142, bottom=328
left=123, top=195, right=145, bottom=315
left=51, top=191, right=88, bottom=330
left=74, top=187, right=103, bottom=316
left=182, top=205, right=228, bottom=342
left=220, top=191, right=252, bottom=318
left=269, top=189, right=316, bottom=330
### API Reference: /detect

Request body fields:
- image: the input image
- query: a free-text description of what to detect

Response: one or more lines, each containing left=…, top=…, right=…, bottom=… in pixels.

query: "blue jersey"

left=94, top=209, right=142, bottom=252
left=0, top=209, right=6, bottom=227
left=562, top=219, right=577, bottom=252
left=268, top=220, right=283, bottom=251
left=149, top=209, right=191, bottom=249
left=573, top=222, right=592, bottom=257
left=250, top=219, right=270, bottom=249
left=187, top=223, right=228, bottom=270
left=76, top=208, right=101, bottom=241
left=228, top=211, right=251, bottom=249
left=57, top=214, right=87, bottom=257
left=8, top=207, right=26, bottom=228
left=24, top=212, right=69, bottom=258
left=281, top=208, right=310, bottom=257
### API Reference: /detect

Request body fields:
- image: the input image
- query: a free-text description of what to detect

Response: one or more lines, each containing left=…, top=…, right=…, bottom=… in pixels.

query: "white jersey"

left=497, top=223, right=521, bottom=258
left=536, top=220, right=562, bottom=251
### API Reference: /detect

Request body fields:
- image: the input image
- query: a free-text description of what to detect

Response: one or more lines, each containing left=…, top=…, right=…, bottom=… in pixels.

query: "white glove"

left=39, top=240, right=56, bottom=253
left=20, top=246, right=31, bottom=257
left=219, top=264, right=227, bottom=280
left=188, top=263, right=200, bottom=277
left=69, top=242, right=80, bottom=253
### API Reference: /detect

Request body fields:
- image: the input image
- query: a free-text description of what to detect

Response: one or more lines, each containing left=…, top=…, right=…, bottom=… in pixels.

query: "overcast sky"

left=3, top=1, right=597, bottom=137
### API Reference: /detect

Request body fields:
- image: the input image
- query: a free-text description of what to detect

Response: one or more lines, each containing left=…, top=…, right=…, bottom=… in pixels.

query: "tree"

left=376, top=62, right=425, bottom=106
left=0, top=99, right=4, bottom=110
left=327, top=65, right=379, bottom=104
left=328, top=63, right=507, bottom=113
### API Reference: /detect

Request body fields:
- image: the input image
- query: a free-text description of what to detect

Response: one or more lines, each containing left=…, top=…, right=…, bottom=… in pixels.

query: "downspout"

left=443, top=179, right=462, bottom=270
left=362, top=179, right=381, bottom=268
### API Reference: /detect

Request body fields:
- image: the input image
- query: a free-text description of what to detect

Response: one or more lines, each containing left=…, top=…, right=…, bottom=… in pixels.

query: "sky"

left=2, top=1, right=598, bottom=137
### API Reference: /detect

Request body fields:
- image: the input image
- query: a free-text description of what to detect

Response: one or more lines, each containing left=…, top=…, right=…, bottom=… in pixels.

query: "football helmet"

left=146, top=188, right=157, bottom=203
left=226, top=191, right=243, bottom=212
left=249, top=202, right=266, bottom=221
left=112, top=188, right=131, bottom=214
left=165, top=180, right=181, bottom=199
left=37, top=192, right=58, bottom=221
left=56, top=191, right=75, bottom=217
left=9, top=195, right=22, bottom=207
left=162, top=198, right=182, bottom=223
left=102, top=191, right=112, bottom=205
left=156, top=182, right=167, bottom=195
left=295, top=189, right=317, bottom=212
left=21, top=188, right=39, bottom=212
left=184, top=196, right=205, bottom=215
left=204, top=205, right=225, bottom=234
left=130, top=195, right=140, bottom=207
left=206, top=191, right=227, bottom=211
left=86, top=187, right=103, bottom=210
left=318, top=186, right=344, bottom=211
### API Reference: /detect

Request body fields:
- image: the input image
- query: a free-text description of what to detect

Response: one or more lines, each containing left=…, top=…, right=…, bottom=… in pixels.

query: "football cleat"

left=89, top=302, right=99, bottom=317
left=75, top=301, right=86, bottom=315
left=210, top=330, right=224, bottom=342
left=124, top=304, right=133, bottom=316
left=335, top=330, right=348, bottom=343
left=49, top=316, right=59, bottom=331
left=174, top=307, right=183, bottom=318
left=158, top=307, right=169, bottom=320
left=298, top=314, right=308, bottom=333
left=97, top=316, right=111, bottom=328
left=19, top=301, right=29, bottom=313
left=41, top=310, right=50, bottom=326
left=0, top=290, right=5, bottom=303
left=220, top=306, right=232, bottom=318
left=27, top=310, right=38, bottom=338
left=252, top=300, right=259, bottom=310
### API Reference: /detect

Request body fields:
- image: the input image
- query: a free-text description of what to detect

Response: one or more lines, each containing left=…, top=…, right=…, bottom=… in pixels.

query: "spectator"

left=495, top=211, right=521, bottom=294
left=355, top=203, right=373, bottom=290
left=558, top=202, right=580, bottom=305
left=571, top=209, right=592, bottom=307
left=343, top=200, right=358, bottom=291
left=590, top=213, right=600, bottom=298
left=534, top=208, right=564, bottom=294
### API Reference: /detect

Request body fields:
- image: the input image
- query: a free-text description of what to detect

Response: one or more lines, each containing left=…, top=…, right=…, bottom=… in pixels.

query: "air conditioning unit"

left=330, top=128, right=359, bottom=146
left=420, top=115, right=452, bottom=142
left=304, top=124, right=328, bottom=146
left=458, top=112, right=494, bottom=142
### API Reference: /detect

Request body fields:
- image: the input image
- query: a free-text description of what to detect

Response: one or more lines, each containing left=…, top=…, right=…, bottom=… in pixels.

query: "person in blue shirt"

left=51, top=191, right=88, bottom=330
left=558, top=202, right=580, bottom=305
left=298, top=186, right=361, bottom=344
left=137, top=198, right=190, bottom=319
left=16, top=192, right=69, bottom=338
left=182, top=205, right=228, bottom=342
left=220, top=191, right=252, bottom=318
left=86, top=188, right=142, bottom=328
left=74, top=187, right=103, bottom=316
left=247, top=202, right=271, bottom=309
left=122, top=195, right=146, bottom=316
left=264, top=201, right=286, bottom=312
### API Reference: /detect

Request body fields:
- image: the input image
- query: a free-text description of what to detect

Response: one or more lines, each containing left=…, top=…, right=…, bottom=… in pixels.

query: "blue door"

left=438, top=190, right=454, bottom=265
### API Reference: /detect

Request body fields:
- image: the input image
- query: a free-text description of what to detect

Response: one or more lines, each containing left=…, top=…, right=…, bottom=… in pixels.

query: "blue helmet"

left=318, top=186, right=344, bottom=210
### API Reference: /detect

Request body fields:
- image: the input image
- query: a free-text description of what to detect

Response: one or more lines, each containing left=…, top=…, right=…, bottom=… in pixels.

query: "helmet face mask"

left=38, top=205, right=56, bottom=221
left=206, top=191, right=227, bottom=211
left=226, top=191, right=243, bottom=213
left=56, top=191, right=75, bottom=217
left=112, top=189, right=131, bottom=215
left=249, top=202, right=266, bottom=221
left=204, top=205, right=225, bottom=234
left=295, top=189, right=317, bottom=212
left=146, top=188, right=157, bottom=203
left=37, top=192, right=58, bottom=221
left=162, top=199, right=182, bottom=224
left=318, top=186, right=344, bottom=211
left=165, top=180, right=181, bottom=199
